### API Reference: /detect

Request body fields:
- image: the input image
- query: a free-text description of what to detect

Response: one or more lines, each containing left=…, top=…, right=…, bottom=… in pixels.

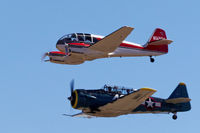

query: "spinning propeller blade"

left=41, top=52, right=49, bottom=62
left=70, top=79, right=74, bottom=95
left=68, top=79, right=75, bottom=101
left=66, top=79, right=76, bottom=114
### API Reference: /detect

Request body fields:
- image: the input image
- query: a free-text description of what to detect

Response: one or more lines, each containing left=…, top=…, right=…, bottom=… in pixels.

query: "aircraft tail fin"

left=148, top=28, right=167, bottom=42
left=144, top=28, right=173, bottom=53
left=166, top=83, right=191, bottom=104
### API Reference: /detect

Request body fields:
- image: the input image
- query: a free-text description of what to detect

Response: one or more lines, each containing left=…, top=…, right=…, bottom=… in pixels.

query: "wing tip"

left=140, top=88, right=157, bottom=92
left=123, top=26, right=134, bottom=30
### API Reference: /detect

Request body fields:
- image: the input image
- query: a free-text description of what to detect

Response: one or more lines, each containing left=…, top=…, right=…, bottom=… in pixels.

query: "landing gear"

left=150, top=56, right=155, bottom=63
left=65, top=44, right=71, bottom=56
left=172, top=113, right=177, bottom=120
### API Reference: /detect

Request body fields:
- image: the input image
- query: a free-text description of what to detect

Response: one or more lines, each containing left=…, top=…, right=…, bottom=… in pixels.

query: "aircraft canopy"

left=57, top=33, right=99, bottom=44
left=103, top=85, right=136, bottom=95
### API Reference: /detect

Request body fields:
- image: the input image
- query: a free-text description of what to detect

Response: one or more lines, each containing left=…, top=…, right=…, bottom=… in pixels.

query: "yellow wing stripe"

left=140, top=88, right=157, bottom=92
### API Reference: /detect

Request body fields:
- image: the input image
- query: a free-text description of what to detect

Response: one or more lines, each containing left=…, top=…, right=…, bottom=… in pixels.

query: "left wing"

left=89, top=26, right=134, bottom=53
left=99, top=88, right=156, bottom=113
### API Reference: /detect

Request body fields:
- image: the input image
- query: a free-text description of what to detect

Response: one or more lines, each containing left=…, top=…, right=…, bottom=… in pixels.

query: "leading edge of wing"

left=89, top=26, right=134, bottom=53
left=99, top=88, right=156, bottom=113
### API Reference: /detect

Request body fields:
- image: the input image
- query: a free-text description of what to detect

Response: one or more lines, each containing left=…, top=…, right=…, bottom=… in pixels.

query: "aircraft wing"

left=99, top=88, right=156, bottom=113
left=63, top=113, right=94, bottom=118
left=89, top=26, right=134, bottom=53
left=62, top=53, right=85, bottom=65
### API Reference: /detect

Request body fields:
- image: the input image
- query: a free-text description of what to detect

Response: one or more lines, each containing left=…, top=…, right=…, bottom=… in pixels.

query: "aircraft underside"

left=71, top=46, right=164, bottom=58
left=85, top=111, right=169, bottom=117
left=62, top=47, right=165, bottom=64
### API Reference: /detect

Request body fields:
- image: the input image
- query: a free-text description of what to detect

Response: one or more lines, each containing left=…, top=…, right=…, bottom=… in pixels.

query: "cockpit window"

left=78, top=35, right=84, bottom=42
left=103, top=85, right=136, bottom=95
left=77, top=33, right=83, bottom=35
left=93, top=37, right=99, bottom=43
left=65, top=38, right=71, bottom=41
left=58, top=34, right=75, bottom=43
left=58, top=33, right=99, bottom=44
left=71, top=34, right=78, bottom=42
left=85, top=35, right=92, bottom=43
left=64, top=35, right=71, bottom=41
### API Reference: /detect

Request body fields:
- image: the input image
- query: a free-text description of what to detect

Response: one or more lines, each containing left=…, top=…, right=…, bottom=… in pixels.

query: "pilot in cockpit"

left=108, top=86, right=112, bottom=93
left=71, top=34, right=78, bottom=42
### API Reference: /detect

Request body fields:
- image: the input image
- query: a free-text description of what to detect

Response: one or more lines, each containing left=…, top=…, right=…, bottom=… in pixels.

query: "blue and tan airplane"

left=65, top=81, right=191, bottom=119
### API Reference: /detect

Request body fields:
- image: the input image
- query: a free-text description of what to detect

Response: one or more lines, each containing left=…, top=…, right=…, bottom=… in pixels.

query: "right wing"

left=99, top=88, right=156, bottom=113
left=89, top=26, right=134, bottom=53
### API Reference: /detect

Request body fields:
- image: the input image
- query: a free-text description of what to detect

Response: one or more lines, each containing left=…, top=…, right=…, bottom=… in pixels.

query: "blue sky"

left=0, top=0, right=199, bottom=132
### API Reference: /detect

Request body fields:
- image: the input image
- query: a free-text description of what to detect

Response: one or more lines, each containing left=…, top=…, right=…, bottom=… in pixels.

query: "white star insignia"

left=146, top=98, right=154, bottom=108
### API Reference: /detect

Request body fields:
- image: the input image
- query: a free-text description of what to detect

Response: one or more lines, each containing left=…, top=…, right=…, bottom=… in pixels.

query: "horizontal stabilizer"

left=165, top=97, right=191, bottom=104
left=148, top=39, right=173, bottom=46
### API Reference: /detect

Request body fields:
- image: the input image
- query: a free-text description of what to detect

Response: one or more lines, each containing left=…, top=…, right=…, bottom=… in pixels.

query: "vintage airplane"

left=65, top=80, right=191, bottom=119
left=42, top=26, right=173, bottom=65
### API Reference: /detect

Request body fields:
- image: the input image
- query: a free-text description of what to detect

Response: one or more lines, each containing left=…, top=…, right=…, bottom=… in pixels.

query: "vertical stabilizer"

left=166, top=83, right=191, bottom=112
left=168, top=83, right=189, bottom=99
left=144, top=28, right=172, bottom=53
left=148, top=28, right=167, bottom=43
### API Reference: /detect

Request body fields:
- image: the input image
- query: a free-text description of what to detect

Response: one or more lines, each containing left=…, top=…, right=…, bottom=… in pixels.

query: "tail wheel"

left=150, top=56, right=155, bottom=63
left=172, top=112, right=177, bottom=120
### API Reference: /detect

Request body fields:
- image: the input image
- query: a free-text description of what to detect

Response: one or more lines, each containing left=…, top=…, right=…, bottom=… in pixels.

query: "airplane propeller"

left=68, top=79, right=74, bottom=101
left=65, top=79, right=75, bottom=115
left=41, top=52, right=50, bottom=62
left=70, top=79, right=74, bottom=95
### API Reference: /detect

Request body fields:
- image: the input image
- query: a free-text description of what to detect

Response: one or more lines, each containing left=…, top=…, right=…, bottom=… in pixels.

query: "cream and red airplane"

left=43, top=26, right=173, bottom=65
